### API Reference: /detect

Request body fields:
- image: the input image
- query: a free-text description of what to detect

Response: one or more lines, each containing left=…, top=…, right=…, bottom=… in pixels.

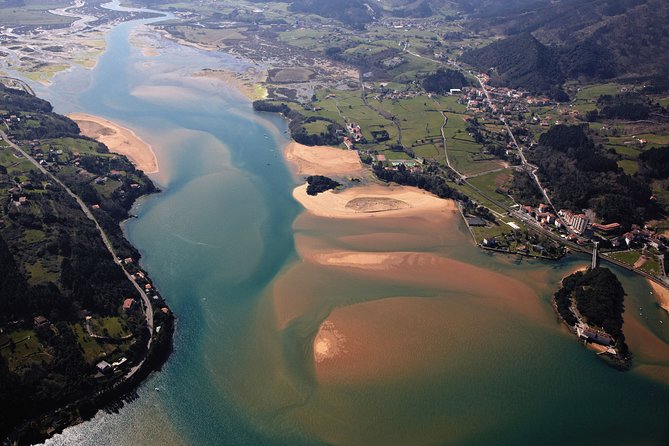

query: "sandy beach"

left=649, top=280, right=669, bottom=312
left=69, top=113, right=158, bottom=174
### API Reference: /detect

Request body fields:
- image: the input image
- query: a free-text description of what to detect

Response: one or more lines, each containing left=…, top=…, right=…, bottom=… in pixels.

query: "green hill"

left=459, top=0, right=669, bottom=89
left=460, top=33, right=568, bottom=100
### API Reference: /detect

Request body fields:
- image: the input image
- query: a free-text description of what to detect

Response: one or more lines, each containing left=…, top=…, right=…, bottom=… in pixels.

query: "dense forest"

left=554, top=267, right=629, bottom=358
left=639, top=146, right=669, bottom=180
left=373, top=162, right=467, bottom=201
left=586, top=93, right=655, bottom=121
left=510, top=170, right=543, bottom=206
left=305, top=175, right=341, bottom=195
left=287, top=0, right=380, bottom=29
left=525, top=124, right=654, bottom=227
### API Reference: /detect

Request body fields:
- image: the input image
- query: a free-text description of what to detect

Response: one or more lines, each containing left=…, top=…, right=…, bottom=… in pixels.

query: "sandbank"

left=69, top=113, right=158, bottom=174
left=193, top=68, right=267, bottom=101
left=285, top=141, right=365, bottom=177
left=278, top=138, right=543, bottom=386
left=293, top=183, right=456, bottom=219
left=649, top=280, right=669, bottom=312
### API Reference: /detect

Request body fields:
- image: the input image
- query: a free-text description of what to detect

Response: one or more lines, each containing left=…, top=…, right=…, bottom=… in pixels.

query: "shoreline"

left=2, top=117, right=173, bottom=443
left=68, top=112, right=159, bottom=174
left=649, top=280, right=669, bottom=313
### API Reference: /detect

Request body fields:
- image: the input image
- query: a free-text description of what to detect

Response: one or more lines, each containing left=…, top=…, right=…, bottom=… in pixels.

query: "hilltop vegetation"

left=460, top=33, right=568, bottom=100
left=287, top=0, right=380, bottom=29
left=460, top=0, right=669, bottom=91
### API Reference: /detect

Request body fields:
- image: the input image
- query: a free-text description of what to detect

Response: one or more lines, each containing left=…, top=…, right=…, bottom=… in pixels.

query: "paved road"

left=475, top=76, right=574, bottom=233
left=0, top=129, right=154, bottom=362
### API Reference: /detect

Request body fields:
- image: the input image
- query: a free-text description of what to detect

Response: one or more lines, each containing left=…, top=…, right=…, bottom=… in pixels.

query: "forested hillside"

left=460, top=0, right=669, bottom=92
left=526, top=125, right=655, bottom=227
left=460, top=33, right=567, bottom=100
left=0, top=85, right=163, bottom=441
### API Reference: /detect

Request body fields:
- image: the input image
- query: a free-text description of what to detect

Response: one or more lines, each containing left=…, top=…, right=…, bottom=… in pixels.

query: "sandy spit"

left=69, top=113, right=158, bottom=174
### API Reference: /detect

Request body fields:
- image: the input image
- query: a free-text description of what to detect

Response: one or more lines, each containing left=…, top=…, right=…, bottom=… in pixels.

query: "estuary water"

left=37, top=6, right=669, bottom=446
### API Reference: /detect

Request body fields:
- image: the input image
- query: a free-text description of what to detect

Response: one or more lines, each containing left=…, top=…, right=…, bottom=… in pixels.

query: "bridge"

left=592, top=241, right=599, bottom=269
left=0, top=76, right=35, bottom=96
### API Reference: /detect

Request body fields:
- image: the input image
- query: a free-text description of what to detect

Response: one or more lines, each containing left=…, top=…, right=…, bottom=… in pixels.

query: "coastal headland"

left=69, top=113, right=159, bottom=174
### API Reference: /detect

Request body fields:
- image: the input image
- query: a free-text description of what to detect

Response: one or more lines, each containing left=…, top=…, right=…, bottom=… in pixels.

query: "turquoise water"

left=37, top=8, right=669, bottom=446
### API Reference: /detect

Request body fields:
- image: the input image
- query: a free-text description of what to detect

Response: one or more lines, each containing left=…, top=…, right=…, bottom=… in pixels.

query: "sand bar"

left=293, top=183, right=456, bottom=219
left=69, top=113, right=158, bottom=174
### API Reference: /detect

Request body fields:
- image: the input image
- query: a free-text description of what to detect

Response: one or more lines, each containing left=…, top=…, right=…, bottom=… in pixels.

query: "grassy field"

left=575, top=83, right=621, bottom=101
left=367, top=95, right=443, bottom=147
left=24, top=259, right=59, bottom=285
left=640, top=256, right=662, bottom=275
left=467, top=168, right=516, bottom=207
left=88, top=316, right=131, bottom=339
left=72, top=323, right=109, bottom=364
left=443, top=111, right=501, bottom=176
left=0, top=147, right=36, bottom=177
left=170, top=26, right=247, bottom=47
left=609, top=250, right=642, bottom=265
left=0, top=2, right=75, bottom=27
left=618, top=159, right=639, bottom=175
left=303, top=120, right=331, bottom=136
left=0, top=329, right=50, bottom=373
left=454, top=182, right=508, bottom=216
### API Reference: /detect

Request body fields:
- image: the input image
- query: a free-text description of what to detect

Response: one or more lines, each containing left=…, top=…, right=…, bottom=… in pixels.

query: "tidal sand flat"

left=69, top=112, right=159, bottom=173
left=284, top=141, right=365, bottom=177
left=220, top=142, right=563, bottom=444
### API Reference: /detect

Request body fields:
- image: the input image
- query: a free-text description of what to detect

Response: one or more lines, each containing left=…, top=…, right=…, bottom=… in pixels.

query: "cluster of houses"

left=378, top=17, right=449, bottom=32
left=346, top=122, right=363, bottom=142
left=523, top=203, right=617, bottom=236
left=3, top=114, right=19, bottom=126
left=522, top=203, right=563, bottom=228
left=521, top=203, right=667, bottom=252
left=368, top=84, right=424, bottom=102
left=461, top=81, right=552, bottom=118
left=620, top=225, right=666, bottom=250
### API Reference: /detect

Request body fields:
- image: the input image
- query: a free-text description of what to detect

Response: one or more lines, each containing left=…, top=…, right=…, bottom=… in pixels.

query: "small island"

left=553, top=267, right=630, bottom=369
